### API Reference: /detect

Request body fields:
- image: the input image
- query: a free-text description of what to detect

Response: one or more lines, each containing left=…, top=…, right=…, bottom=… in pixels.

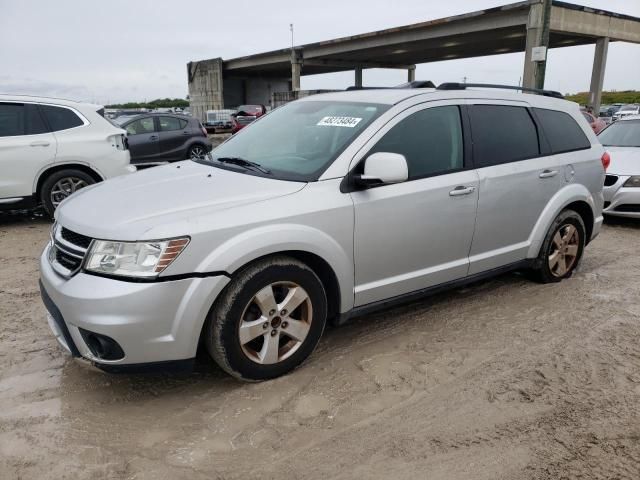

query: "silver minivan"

left=40, top=85, right=605, bottom=381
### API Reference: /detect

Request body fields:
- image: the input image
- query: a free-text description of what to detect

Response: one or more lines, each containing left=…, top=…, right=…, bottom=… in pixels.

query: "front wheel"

left=529, top=209, right=586, bottom=283
left=205, top=256, right=327, bottom=381
left=187, top=144, right=207, bottom=160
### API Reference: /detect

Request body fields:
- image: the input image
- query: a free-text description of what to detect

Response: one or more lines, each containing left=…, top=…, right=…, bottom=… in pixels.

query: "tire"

left=187, top=144, right=207, bottom=160
left=529, top=209, right=586, bottom=284
left=205, top=256, right=327, bottom=381
left=40, top=169, right=96, bottom=217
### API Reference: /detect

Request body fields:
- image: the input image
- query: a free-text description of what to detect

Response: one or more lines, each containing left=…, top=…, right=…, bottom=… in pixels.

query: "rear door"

left=351, top=102, right=479, bottom=306
left=157, top=116, right=189, bottom=160
left=124, top=116, right=159, bottom=163
left=466, top=102, right=563, bottom=274
left=0, top=102, right=56, bottom=200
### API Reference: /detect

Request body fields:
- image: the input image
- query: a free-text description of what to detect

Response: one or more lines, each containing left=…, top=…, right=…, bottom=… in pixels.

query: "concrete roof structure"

left=222, top=1, right=640, bottom=77
left=187, top=0, right=640, bottom=121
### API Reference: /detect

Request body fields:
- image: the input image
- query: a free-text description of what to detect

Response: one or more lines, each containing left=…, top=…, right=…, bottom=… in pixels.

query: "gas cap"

left=564, top=164, right=575, bottom=183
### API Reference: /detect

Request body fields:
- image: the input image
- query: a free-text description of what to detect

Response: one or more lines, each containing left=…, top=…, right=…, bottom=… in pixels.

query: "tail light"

left=601, top=151, right=610, bottom=171
left=109, top=134, right=128, bottom=151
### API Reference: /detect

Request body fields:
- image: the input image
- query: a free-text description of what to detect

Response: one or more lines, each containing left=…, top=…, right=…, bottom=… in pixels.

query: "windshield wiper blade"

left=216, top=157, right=272, bottom=174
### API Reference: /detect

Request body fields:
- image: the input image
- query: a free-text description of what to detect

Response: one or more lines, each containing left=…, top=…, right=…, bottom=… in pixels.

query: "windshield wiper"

left=215, top=157, right=272, bottom=174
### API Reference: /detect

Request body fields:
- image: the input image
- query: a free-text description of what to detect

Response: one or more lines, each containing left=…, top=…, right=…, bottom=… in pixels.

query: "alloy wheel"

left=190, top=146, right=206, bottom=160
left=548, top=223, right=580, bottom=277
left=50, top=177, right=89, bottom=208
left=238, top=281, right=313, bottom=365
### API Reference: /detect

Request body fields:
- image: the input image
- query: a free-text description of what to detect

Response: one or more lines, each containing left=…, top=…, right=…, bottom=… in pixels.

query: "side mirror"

left=354, top=152, right=408, bottom=187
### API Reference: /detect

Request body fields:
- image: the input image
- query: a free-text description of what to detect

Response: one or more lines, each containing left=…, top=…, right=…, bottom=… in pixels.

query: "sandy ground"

left=1, top=211, right=640, bottom=480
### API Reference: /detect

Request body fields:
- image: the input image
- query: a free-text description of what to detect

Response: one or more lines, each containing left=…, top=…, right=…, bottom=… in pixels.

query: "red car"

left=581, top=110, right=606, bottom=134
left=231, top=104, right=267, bottom=134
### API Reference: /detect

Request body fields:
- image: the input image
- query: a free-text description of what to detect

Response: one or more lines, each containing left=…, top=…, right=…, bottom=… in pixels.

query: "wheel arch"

left=189, top=224, right=354, bottom=315
left=527, top=183, right=598, bottom=258
left=34, top=163, right=104, bottom=198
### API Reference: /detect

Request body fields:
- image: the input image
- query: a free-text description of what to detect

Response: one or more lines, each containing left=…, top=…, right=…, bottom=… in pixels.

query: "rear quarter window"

left=534, top=108, right=591, bottom=154
left=40, top=105, right=85, bottom=131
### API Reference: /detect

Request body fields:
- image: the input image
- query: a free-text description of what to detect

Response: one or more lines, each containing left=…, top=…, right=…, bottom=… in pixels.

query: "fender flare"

left=196, top=223, right=354, bottom=312
left=526, top=183, right=597, bottom=258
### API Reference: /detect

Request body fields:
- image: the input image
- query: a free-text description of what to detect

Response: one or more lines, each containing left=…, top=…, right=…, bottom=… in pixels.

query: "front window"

left=125, top=117, right=155, bottom=135
left=203, top=101, right=389, bottom=181
left=598, top=120, right=640, bottom=147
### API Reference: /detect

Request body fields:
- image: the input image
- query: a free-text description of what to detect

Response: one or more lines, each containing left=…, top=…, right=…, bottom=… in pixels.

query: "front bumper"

left=603, top=175, right=640, bottom=218
left=40, top=245, right=229, bottom=366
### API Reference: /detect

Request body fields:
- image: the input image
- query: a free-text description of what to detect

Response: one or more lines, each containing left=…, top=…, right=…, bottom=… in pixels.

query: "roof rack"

left=346, top=80, right=436, bottom=91
left=436, top=82, right=564, bottom=99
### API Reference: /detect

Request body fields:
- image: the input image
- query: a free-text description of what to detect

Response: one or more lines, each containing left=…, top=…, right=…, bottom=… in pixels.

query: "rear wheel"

left=40, top=169, right=96, bottom=216
left=205, top=256, right=327, bottom=381
left=529, top=209, right=585, bottom=283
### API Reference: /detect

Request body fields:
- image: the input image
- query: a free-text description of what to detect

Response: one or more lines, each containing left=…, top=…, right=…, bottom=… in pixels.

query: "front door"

left=125, top=116, right=159, bottom=163
left=351, top=103, right=479, bottom=306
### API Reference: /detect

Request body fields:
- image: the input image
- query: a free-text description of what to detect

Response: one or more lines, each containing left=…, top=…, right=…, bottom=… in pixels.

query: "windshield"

left=619, top=105, right=638, bottom=112
left=202, top=100, right=389, bottom=181
left=598, top=120, right=640, bottom=147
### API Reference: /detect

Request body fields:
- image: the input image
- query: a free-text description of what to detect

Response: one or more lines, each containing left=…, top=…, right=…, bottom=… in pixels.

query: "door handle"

left=149, top=135, right=158, bottom=141
left=30, top=141, right=50, bottom=147
left=449, top=185, right=476, bottom=197
left=539, top=169, right=558, bottom=178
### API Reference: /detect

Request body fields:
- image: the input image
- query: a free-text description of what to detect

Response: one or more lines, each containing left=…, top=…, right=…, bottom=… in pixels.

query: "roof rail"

left=436, top=82, right=564, bottom=99
left=346, top=80, right=436, bottom=91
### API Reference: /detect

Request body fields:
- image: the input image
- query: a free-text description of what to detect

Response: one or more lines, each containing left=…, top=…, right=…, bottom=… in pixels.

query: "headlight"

left=85, top=237, right=189, bottom=278
left=623, top=176, right=640, bottom=188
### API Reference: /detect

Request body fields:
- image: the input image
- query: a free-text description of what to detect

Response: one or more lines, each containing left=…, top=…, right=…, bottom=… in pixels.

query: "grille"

left=49, top=224, right=93, bottom=278
left=604, top=175, right=619, bottom=187
left=55, top=249, right=82, bottom=271
left=614, top=204, right=640, bottom=213
left=61, top=227, right=92, bottom=249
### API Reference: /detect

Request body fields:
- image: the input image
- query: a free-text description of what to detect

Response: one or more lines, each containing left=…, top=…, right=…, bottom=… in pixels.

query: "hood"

left=56, top=160, right=306, bottom=240
left=606, top=147, right=640, bottom=176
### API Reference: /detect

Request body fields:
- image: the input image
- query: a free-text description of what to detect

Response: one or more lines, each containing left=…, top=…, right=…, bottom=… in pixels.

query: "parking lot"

left=1, top=213, right=639, bottom=479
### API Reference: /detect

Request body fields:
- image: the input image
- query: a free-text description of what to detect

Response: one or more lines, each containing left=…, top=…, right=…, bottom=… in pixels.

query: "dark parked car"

left=231, top=105, right=267, bottom=134
left=117, top=113, right=212, bottom=165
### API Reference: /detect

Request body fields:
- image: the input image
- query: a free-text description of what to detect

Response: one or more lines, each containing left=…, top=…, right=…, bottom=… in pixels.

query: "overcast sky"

left=1, top=0, right=639, bottom=104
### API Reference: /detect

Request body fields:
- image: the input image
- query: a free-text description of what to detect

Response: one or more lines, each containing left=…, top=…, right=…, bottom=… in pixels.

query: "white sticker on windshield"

left=317, top=116, right=362, bottom=128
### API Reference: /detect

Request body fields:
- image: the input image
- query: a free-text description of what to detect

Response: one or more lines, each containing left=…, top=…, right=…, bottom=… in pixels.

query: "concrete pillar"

left=407, top=65, right=416, bottom=83
left=354, top=67, right=363, bottom=88
left=522, top=0, right=550, bottom=89
left=291, top=49, right=303, bottom=92
left=588, top=37, right=609, bottom=114
left=187, top=58, right=224, bottom=121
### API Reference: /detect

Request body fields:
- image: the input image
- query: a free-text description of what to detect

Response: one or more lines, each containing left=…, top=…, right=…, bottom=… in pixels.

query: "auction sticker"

left=317, top=116, right=362, bottom=128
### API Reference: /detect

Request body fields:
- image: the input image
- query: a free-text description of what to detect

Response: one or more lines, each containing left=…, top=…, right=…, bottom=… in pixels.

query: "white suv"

left=0, top=95, right=135, bottom=215
left=40, top=85, right=604, bottom=381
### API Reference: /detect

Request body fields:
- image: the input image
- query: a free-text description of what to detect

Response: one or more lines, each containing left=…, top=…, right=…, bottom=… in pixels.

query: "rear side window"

left=0, top=103, right=25, bottom=136
left=534, top=108, right=591, bottom=153
left=40, top=105, right=84, bottom=131
left=159, top=116, right=188, bottom=131
left=368, top=105, right=464, bottom=179
left=469, top=105, right=539, bottom=167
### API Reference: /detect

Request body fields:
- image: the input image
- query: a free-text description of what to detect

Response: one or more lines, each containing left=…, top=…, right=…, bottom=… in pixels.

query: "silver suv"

left=40, top=85, right=605, bottom=381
